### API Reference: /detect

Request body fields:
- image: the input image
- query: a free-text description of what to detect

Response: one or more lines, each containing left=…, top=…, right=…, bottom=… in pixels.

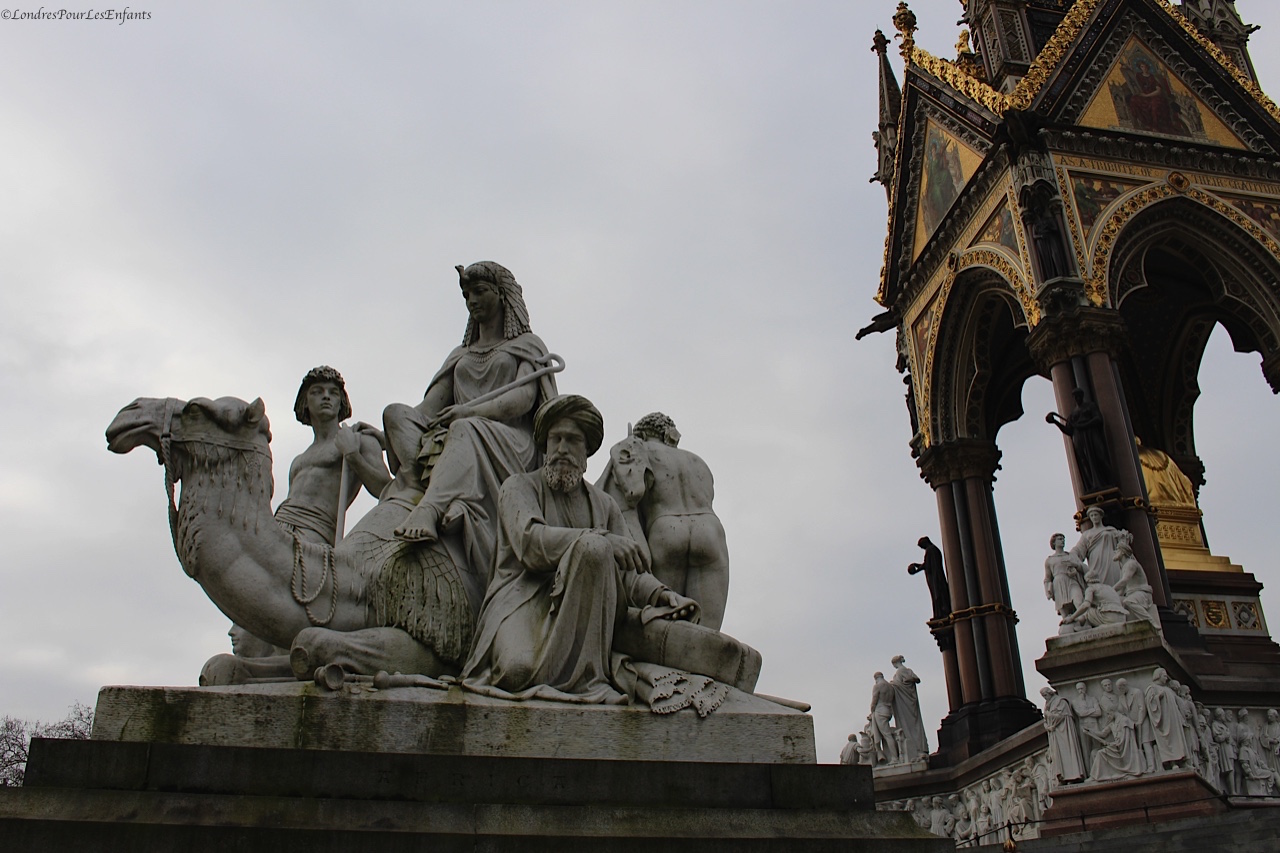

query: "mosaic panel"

left=971, top=202, right=1019, bottom=253
left=913, top=120, right=984, bottom=259
left=1080, top=36, right=1246, bottom=149
left=1070, top=174, right=1144, bottom=237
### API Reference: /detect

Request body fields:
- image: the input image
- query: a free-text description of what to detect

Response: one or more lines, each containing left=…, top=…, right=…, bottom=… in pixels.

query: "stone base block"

left=872, top=759, right=929, bottom=778
left=931, top=696, right=1043, bottom=766
left=1039, top=770, right=1226, bottom=836
left=92, top=681, right=816, bottom=764
left=0, top=737, right=953, bottom=852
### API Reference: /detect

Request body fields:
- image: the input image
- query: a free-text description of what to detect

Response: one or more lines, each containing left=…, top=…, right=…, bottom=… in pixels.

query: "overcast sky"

left=2, top=1, right=1278, bottom=765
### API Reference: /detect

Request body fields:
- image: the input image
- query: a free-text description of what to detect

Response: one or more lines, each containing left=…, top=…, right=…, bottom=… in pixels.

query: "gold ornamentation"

left=959, top=247, right=1039, bottom=326
left=1167, top=171, right=1191, bottom=192
left=1005, top=0, right=1102, bottom=112
left=1087, top=184, right=1176, bottom=304
left=900, top=0, right=1096, bottom=116
left=939, top=601, right=1018, bottom=625
left=1089, top=177, right=1280, bottom=305
left=893, top=2, right=917, bottom=61
left=878, top=227, right=894, bottom=307
left=876, top=0, right=1280, bottom=308
left=912, top=242, right=1039, bottom=449
left=899, top=0, right=1280, bottom=127
left=1156, top=518, right=1204, bottom=546
left=1191, top=187, right=1280, bottom=257
left=1202, top=599, right=1230, bottom=629
left=1057, top=164, right=1091, bottom=289
left=908, top=45, right=1009, bottom=115
left=1153, top=0, right=1280, bottom=127
left=913, top=268, right=955, bottom=448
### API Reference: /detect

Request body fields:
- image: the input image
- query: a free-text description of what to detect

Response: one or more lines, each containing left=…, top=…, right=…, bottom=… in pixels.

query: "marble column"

left=919, top=440, right=1040, bottom=761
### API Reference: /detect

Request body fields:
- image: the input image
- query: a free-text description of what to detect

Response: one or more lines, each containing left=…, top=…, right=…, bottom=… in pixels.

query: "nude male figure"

left=210, top=367, right=394, bottom=681
left=598, top=412, right=730, bottom=630
left=275, top=365, right=392, bottom=545
left=869, top=671, right=900, bottom=764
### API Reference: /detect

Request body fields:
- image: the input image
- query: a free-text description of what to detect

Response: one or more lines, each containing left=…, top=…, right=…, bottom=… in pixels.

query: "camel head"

left=107, top=396, right=272, bottom=467
left=606, top=434, right=651, bottom=505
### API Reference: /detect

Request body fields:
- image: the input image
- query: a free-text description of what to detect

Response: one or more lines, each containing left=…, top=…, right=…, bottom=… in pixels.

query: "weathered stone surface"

left=1, top=737, right=951, bottom=852
left=26, top=738, right=868, bottom=809
left=91, top=681, right=816, bottom=763
left=1038, top=770, right=1225, bottom=836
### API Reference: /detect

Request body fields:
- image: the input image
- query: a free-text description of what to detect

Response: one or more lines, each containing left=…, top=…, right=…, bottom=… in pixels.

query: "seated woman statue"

left=381, top=261, right=558, bottom=589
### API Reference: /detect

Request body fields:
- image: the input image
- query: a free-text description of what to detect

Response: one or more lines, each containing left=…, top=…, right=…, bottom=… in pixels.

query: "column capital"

left=1026, top=306, right=1128, bottom=372
left=917, top=438, right=1002, bottom=489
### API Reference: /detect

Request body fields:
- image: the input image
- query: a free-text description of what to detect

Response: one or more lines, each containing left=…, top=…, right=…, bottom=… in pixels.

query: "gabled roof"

left=875, top=0, right=1280, bottom=309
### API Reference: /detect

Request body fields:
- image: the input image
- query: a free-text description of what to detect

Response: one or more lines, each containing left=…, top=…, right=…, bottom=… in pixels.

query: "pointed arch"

left=927, top=266, right=1040, bottom=446
left=1101, top=195, right=1280, bottom=486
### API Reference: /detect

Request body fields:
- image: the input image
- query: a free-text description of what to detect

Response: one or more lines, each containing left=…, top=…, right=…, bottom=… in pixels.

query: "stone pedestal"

left=1168, top=568, right=1280, bottom=677
left=872, top=759, right=929, bottom=779
left=931, top=696, right=1043, bottom=767
left=1035, top=620, right=1175, bottom=687
left=1039, top=771, right=1226, bottom=836
left=0, top=684, right=953, bottom=852
left=92, top=681, right=815, bottom=764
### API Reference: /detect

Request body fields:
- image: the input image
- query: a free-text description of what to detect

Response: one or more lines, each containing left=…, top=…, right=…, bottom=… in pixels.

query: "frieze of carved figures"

left=1045, top=667, right=1280, bottom=798
left=885, top=684, right=1280, bottom=845
left=878, top=750, right=1055, bottom=847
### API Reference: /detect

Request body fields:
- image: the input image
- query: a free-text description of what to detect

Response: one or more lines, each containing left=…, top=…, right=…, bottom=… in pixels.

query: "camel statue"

left=106, top=395, right=475, bottom=681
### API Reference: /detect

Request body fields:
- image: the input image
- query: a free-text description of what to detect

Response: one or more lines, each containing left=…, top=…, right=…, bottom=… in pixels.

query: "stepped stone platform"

left=92, top=681, right=816, bottom=763
left=0, top=735, right=949, bottom=851
left=0, top=684, right=952, bottom=850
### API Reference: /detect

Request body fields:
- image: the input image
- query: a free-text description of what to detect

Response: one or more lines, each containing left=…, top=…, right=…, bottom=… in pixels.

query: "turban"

left=534, top=394, right=604, bottom=457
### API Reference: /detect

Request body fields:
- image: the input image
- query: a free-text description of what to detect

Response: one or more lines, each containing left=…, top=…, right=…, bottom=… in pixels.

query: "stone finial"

left=872, top=28, right=890, bottom=56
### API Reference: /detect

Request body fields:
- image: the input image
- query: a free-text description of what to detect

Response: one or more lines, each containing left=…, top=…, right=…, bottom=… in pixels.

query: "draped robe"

left=890, top=665, right=930, bottom=760
left=461, top=470, right=666, bottom=703
left=403, top=332, right=557, bottom=606
left=1145, top=680, right=1190, bottom=766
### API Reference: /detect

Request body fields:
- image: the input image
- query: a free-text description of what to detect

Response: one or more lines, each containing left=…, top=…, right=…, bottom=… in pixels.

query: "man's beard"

left=543, top=457, right=585, bottom=492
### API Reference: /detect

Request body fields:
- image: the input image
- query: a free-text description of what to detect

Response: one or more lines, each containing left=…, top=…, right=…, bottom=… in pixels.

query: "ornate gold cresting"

left=1003, top=0, right=1101, bottom=111
left=960, top=248, right=1040, bottom=326
left=1154, top=0, right=1280, bottom=126
left=954, top=28, right=985, bottom=81
left=910, top=48, right=1010, bottom=114
left=893, top=2, right=918, bottom=62
left=875, top=0, right=1280, bottom=328
left=1083, top=177, right=1280, bottom=306
left=896, top=0, right=1280, bottom=122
